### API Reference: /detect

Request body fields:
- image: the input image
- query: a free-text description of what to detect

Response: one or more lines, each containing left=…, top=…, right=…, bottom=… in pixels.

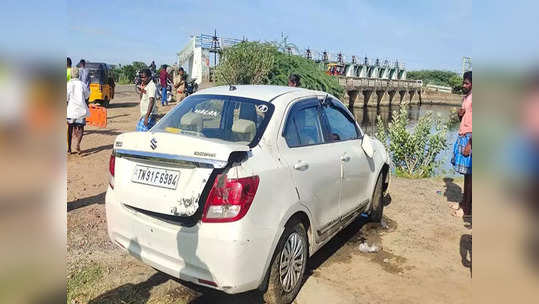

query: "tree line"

left=407, top=70, right=463, bottom=94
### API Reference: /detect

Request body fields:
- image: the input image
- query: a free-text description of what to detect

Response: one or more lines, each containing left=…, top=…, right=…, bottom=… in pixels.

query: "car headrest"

left=232, top=119, right=256, bottom=141
left=180, top=112, right=202, bottom=132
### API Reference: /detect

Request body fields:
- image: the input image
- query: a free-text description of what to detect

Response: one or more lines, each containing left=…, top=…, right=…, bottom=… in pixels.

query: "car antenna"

left=320, top=94, right=329, bottom=106
left=217, top=69, right=236, bottom=91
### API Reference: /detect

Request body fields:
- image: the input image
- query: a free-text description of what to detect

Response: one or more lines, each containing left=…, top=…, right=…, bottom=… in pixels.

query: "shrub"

left=376, top=105, right=447, bottom=178
left=214, top=41, right=344, bottom=98
left=214, top=41, right=275, bottom=85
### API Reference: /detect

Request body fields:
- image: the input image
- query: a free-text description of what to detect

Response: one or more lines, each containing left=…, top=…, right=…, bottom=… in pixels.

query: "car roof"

left=193, top=85, right=324, bottom=103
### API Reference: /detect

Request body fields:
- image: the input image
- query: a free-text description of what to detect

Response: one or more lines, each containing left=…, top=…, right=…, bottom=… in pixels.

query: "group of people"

left=67, top=61, right=472, bottom=219
left=66, top=57, right=91, bottom=155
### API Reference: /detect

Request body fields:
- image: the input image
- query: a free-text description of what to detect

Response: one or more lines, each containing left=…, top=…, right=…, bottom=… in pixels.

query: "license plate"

left=132, top=165, right=180, bottom=189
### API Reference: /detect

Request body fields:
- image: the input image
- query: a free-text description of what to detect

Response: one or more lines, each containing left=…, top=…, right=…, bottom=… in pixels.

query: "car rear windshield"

left=152, top=94, right=274, bottom=147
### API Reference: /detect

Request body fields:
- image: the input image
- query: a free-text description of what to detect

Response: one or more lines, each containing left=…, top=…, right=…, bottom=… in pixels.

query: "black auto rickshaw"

left=87, top=62, right=115, bottom=107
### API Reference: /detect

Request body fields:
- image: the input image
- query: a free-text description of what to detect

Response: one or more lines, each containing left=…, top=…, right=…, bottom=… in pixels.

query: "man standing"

left=136, top=69, right=157, bottom=131
left=67, top=67, right=90, bottom=154
left=173, top=67, right=186, bottom=103
left=288, top=74, right=301, bottom=87
left=159, top=65, right=169, bottom=106
left=451, top=71, right=472, bottom=218
left=78, top=59, right=90, bottom=89
left=67, top=57, right=72, bottom=82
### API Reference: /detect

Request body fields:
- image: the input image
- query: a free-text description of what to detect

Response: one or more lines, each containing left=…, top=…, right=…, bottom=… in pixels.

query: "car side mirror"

left=362, top=134, right=374, bottom=158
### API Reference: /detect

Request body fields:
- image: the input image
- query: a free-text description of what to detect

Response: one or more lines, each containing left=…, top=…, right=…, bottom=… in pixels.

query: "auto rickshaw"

left=325, top=62, right=346, bottom=76
left=87, top=62, right=115, bottom=107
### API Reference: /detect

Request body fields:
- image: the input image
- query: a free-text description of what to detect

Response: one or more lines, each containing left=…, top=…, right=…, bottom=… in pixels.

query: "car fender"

left=258, top=201, right=315, bottom=290
left=364, top=139, right=390, bottom=211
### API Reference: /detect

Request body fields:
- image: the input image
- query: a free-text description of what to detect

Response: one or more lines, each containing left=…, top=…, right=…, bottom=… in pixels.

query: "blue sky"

left=64, top=0, right=472, bottom=72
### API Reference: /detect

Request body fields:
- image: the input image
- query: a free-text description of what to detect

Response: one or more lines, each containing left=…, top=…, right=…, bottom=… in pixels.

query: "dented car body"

left=106, top=85, right=390, bottom=300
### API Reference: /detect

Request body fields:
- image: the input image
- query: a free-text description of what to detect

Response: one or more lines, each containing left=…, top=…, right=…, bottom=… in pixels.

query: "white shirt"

left=140, top=80, right=157, bottom=117
left=67, top=78, right=90, bottom=119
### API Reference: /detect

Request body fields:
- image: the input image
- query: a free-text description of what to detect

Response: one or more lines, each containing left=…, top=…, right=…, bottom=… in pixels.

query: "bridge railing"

left=337, top=76, right=422, bottom=90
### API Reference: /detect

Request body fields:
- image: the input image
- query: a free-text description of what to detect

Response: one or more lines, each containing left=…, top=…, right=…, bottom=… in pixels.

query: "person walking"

left=450, top=71, right=472, bottom=218
left=288, top=74, right=301, bottom=87
left=136, top=69, right=158, bottom=131
left=159, top=65, right=169, bottom=106
left=67, top=67, right=90, bottom=155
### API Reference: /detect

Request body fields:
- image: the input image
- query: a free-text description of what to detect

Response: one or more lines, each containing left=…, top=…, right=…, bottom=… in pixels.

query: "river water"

left=351, top=104, right=461, bottom=177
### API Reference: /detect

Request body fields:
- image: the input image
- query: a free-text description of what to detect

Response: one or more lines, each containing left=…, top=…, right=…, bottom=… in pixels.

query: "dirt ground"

left=67, top=85, right=472, bottom=304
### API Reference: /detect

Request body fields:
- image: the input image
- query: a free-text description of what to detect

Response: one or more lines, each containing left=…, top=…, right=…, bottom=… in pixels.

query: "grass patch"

left=67, top=263, right=104, bottom=303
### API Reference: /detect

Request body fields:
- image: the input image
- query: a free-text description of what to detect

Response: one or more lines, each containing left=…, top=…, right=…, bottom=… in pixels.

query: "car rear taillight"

left=109, top=153, right=115, bottom=188
left=202, top=174, right=259, bottom=223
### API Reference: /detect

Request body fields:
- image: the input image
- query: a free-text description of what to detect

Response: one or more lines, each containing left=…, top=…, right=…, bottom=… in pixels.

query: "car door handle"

left=341, top=154, right=351, bottom=162
left=293, top=161, right=309, bottom=171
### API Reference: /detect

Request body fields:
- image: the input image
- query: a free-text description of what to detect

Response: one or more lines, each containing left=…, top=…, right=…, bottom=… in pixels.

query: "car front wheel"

left=369, top=172, right=385, bottom=222
left=263, top=222, right=308, bottom=304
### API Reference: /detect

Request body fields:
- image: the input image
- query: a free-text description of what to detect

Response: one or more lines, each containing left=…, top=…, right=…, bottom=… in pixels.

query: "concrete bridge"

left=337, top=76, right=423, bottom=109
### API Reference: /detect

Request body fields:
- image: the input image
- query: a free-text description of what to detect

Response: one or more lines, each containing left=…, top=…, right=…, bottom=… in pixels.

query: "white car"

left=106, top=85, right=390, bottom=304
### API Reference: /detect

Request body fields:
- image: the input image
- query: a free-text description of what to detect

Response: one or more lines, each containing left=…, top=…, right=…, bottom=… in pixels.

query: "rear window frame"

left=152, top=94, right=275, bottom=148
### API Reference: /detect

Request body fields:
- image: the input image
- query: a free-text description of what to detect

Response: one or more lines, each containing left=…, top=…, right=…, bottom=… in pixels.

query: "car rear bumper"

left=105, top=187, right=275, bottom=294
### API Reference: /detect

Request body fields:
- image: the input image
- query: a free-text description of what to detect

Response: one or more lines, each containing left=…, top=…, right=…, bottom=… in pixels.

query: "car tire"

left=369, top=172, right=385, bottom=222
left=263, top=221, right=308, bottom=304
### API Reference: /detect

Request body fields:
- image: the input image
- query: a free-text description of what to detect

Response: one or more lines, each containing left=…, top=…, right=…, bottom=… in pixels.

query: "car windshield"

left=152, top=94, right=274, bottom=147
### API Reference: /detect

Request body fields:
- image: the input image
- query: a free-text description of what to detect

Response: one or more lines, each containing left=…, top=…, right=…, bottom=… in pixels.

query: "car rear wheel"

left=369, top=172, right=385, bottom=222
left=263, top=222, right=308, bottom=304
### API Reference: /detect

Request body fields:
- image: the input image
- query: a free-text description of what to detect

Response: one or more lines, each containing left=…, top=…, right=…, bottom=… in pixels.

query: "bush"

left=214, top=41, right=344, bottom=99
left=214, top=41, right=275, bottom=85
left=376, top=105, right=447, bottom=178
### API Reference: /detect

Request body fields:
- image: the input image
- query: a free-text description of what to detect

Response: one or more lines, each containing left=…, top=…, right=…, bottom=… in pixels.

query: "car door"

left=278, top=98, right=342, bottom=239
left=320, top=99, right=371, bottom=221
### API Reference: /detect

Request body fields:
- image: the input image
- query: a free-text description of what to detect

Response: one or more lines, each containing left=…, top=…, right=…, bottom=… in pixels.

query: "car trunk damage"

left=112, top=131, right=250, bottom=221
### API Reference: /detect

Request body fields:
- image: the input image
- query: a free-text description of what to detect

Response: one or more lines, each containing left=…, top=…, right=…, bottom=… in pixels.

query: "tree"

left=448, top=75, right=463, bottom=94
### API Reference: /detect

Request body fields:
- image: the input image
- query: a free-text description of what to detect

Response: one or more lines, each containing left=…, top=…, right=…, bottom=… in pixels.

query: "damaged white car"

left=106, top=85, right=390, bottom=304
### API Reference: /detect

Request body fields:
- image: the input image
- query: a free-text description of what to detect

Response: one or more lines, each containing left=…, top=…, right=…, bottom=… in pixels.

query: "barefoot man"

left=67, top=67, right=90, bottom=154
left=450, top=71, right=472, bottom=218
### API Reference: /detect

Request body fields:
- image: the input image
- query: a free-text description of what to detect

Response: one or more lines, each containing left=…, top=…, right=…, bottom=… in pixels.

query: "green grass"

left=67, top=263, right=104, bottom=303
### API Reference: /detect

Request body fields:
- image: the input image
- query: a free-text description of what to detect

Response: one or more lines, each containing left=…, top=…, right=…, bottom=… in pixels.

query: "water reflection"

left=353, top=104, right=460, bottom=176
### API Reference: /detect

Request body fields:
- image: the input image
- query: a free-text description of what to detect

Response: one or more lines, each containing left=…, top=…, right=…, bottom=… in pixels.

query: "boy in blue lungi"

left=136, top=69, right=158, bottom=132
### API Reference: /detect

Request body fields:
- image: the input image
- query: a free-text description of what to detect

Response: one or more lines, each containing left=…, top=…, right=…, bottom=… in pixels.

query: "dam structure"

left=178, top=32, right=424, bottom=108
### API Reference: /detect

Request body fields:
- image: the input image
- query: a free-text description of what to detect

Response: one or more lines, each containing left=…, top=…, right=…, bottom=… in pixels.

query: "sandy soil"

left=67, top=85, right=471, bottom=304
